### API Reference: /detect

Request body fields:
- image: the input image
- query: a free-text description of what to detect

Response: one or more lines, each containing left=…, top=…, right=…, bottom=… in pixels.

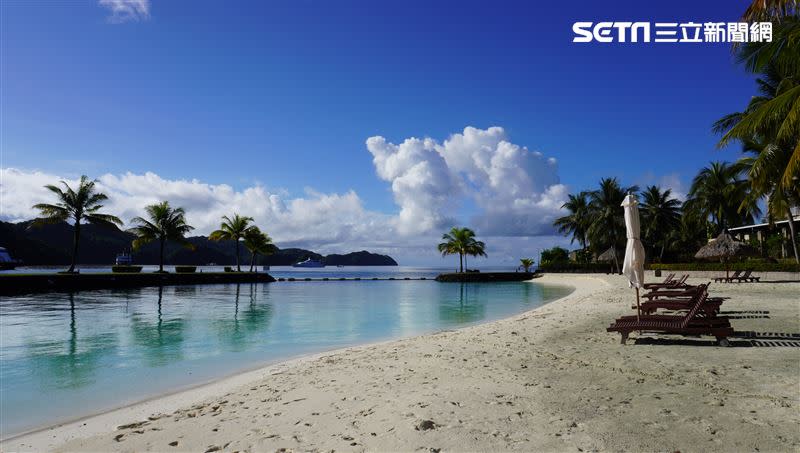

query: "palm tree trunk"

left=786, top=206, right=799, bottom=264
left=250, top=252, right=256, bottom=272
left=464, top=253, right=468, bottom=272
left=236, top=240, right=241, bottom=272
left=68, top=221, right=80, bottom=273
left=159, top=238, right=165, bottom=272
left=659, top=242, right=666, bottom=262
left=459, top=253, right=463, bottom=273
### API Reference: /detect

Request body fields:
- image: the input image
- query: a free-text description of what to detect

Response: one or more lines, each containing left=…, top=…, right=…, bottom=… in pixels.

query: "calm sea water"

left=0, top=269, right=571, bottom=437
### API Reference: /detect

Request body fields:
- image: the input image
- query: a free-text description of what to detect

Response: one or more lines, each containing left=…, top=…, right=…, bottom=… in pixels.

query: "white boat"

left=292, top=258, right=325, bottom=268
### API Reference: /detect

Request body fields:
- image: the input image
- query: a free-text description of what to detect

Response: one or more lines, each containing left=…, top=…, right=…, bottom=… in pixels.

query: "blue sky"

left=0, top=0, right=759, bottom=264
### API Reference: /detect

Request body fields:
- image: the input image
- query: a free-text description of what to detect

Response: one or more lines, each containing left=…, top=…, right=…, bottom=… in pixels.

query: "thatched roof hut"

left=694, top=232, right=757, bottom=261
left=597, top=247, right=620, bottom=262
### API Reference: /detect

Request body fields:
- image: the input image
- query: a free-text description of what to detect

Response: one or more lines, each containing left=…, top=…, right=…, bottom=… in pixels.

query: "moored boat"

left=292, top=258, right=325, bottom=268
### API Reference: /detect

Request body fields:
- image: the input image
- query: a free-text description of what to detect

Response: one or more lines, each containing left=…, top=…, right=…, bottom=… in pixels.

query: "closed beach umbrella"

left=695, top=231, right=757, bottom=280
left=621, top=193, right=646, bottom=319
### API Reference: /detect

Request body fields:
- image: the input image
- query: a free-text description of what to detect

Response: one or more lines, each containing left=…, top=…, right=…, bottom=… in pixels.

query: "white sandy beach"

left=3, top=274, right=799, bottom=452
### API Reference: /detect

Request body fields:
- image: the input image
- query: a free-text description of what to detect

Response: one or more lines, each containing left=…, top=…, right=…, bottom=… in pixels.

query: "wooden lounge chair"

left=639, top=284, right=722, bottom=316
left=607, top=291, right=734, bottom=346
left=643, top=273, right=675, bottom=289
left=714, top=270, right=741, bottom=283
left=734, top=269, right=760, bottom=283
left=642, top=274, right=688, bottom=291
left=642, top=280, right=703, bottom=300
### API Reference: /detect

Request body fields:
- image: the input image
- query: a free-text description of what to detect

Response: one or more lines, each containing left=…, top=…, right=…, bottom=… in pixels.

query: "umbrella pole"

left=636, top=287, right=640, bottom=322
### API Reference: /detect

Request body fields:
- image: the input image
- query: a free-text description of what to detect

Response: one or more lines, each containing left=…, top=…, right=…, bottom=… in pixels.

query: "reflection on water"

left=0, top=280, right=572, bottom=436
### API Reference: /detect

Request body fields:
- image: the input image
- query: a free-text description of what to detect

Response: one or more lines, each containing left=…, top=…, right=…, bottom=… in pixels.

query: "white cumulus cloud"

left=99, top=0, right=150, bottom=23
left=367, top=126, right=567, bottom=237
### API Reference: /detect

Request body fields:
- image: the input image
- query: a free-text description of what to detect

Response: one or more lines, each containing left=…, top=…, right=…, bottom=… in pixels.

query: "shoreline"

left=1, top=278, right=577, bottom=448
left=4, top=274, right=799, bottom=452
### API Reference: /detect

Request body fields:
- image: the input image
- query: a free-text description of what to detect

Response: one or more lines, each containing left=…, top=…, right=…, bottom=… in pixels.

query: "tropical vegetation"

left=437, top=227, right=487, bottom=272
left=518, top=258, right=535, bottom=273
left=243, top=226, right=276, bottom=272
left=128, top=201, right=195, bottom=272
left=209, top=214, right=257, bottom=272
left=31, top=175, right=123, bottom=273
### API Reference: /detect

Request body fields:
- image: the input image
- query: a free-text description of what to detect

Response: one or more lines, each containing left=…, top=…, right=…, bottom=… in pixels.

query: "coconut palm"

left=553, top=191, right=591, bottom=251
left=737, top=138, right=800, bottom=263
left=437, top=227, right=483, bottom=273
left=586, top=178, right=638, bottom=273
left=243, top=227, right=276, bottom=272
left=209, top=214, right=255, bottom=272
left=128, top=201, right=195, bottom=272
left=684, top=162, right=760, bottom=234
left=742, top=0, right=798, bottom=23
left=519, top=258, right=535, bottom=273
left=640, top=186, right=682, bottom=262
left=463, top=236, right=487, bottom=271
left=31, top=175, right=123, bottom=273
left=719, top=17, right=800, bottom=190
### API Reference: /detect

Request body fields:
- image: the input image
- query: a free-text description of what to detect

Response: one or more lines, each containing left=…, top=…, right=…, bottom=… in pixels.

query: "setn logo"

left=573, top=22, right=650, bottom=43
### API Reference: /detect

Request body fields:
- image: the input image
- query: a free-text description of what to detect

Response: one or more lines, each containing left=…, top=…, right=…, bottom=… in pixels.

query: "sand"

left=3, top=274, right=799, bottom=452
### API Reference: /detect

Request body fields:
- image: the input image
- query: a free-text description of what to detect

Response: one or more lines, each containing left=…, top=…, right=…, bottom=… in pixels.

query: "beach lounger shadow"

left=631, top=331, right=800, bottom=347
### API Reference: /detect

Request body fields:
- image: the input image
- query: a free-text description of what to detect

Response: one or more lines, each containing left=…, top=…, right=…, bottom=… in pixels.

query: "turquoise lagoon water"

left=0, top=272, right=572, bottom=437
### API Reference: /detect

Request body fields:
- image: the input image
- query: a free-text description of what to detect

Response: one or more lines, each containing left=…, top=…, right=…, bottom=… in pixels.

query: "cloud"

left=1, top=126, right=568, bottom=263
left=367, top=126, right=567, bottom=237
left=99, top=0, right=150, bottom=23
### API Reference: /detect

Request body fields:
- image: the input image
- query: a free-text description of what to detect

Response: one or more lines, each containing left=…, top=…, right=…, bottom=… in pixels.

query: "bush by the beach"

left=538, top=262, right=617, bottom=273
left=649, top=262, right=800, bottom=272
left=112, top=265, right=143, bottom=273
left=175, top=266, right=197, bottom=273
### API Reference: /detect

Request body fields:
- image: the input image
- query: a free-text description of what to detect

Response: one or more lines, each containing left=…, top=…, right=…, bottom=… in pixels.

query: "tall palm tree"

left=128, top=201, right=195, bottom=272
left=463, top=236, right=487, bottom=271
left=553, top=191, right=591, bottom=252
left=243, top=227, right=276, bottom=272
left=519, top=258, right=535, bottom=273
left=31, top=175, right=122, bottom=273
left=586, top=178, right=638, bottom=273
left=640, top=186, right=682, bottom=262
left=719, top=16, right=800, bottom=190
left=684, top=162, right=760, bottom=235
left=738, top=139, right=800, bottom=262
left=209, top=214, right=255, bottom=272
left=437, top=227, right=483, bottom=273
left=742, top=0, right=798, bottom=23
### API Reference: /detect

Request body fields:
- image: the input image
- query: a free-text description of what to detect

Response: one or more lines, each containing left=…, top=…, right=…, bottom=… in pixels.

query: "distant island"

left=0, top=220, right=397, bottom=267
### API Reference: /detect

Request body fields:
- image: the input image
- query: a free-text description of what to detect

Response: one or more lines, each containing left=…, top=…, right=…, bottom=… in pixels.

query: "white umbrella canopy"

left=621, top=193, right=646, bottom=318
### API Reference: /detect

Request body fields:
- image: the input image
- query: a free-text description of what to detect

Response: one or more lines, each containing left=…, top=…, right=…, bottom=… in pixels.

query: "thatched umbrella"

left=597, top=247, right=619, bottom=262
left=694, top=231, right=758, bottom=279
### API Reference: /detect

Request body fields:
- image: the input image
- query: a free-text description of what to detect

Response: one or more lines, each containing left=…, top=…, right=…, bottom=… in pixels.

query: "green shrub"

left=539, top=262, right=617, bottom=273
left=540, top=247, right=569, bottom=265
left=112, top=265, right=143, bottom=273
left=649, top=262, right=799, bottom=272
left=175, top=266, right=196, bottom=273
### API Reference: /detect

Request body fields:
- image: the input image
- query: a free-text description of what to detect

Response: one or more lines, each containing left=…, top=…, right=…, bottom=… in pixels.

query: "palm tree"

left=684, top=162, right=760, bottom=235
left=719, top=16, right=800, bottom=191
left=463, top=236, right=487, bottom=271
left=209, top=214, right=255, bottom=272
left=437, top=227, right=483, bottom=273
left=737, top=139, right=800, bottom=263
left=640, top=186, right=682, bottom=262
left=519, top=258, right=535, bottom=273
left=742, top=0, right=798, bottom=23
left=554, top=191, right=591, bottom=252
left=128, top=201, right=195, bottom=272
left=586, top=178, right=638, bottom=273
left=31, top=175, right=122, bottom=273
left=243, top=227, right=276, bottom=272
